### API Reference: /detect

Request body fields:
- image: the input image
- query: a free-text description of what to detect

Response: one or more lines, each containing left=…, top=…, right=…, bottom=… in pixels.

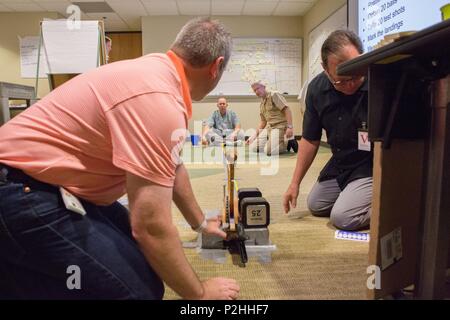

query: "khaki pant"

left=250, top=126, right=287, bottom=156
left=307, top=177, right=373, bottom=231
left=205, top=128, right=245, bottom=146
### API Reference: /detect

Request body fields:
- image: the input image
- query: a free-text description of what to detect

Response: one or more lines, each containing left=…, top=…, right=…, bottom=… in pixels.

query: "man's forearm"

left=202, top=125, right=211, bottom=138
left=233, top=124, right=241, bottom=135
left=173, top=164, right=204, bottom=229
left=255, top=121, right=267, bottom=137
left=134, top=220, right=204, bottom=299
left=290, top=138, right=320, bottom=186
left=283, top=107, right=293, bottom=127
left=127, top=173, right=204, bottom=299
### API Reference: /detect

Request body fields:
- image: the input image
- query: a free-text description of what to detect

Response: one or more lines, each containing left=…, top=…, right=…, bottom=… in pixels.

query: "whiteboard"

left=42, top=20, right=100, bottom=74
left=210, top=38, right=302, bottom=96
left=308, top=5, right=348, bottom=83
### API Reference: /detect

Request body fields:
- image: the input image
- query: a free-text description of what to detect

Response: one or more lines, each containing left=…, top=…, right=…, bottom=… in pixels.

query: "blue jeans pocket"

left=22, top=184, right=73, bottom=225
left=0, top=183, right=31, bottom=262
left=0, top=182, right=72, bottom=260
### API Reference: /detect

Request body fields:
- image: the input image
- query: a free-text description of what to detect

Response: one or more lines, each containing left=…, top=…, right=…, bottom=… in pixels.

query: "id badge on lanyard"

left=351, top=90, right=370, bottom=152
left=358, top=122, right=371, bottom=152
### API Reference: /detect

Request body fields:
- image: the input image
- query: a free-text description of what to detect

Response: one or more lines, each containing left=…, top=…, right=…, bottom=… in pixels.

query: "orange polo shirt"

left=0, top=51, right=192, bottom=205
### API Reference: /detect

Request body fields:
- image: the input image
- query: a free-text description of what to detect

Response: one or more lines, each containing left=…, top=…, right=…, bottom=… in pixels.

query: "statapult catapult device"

left=201, top=146, right=272, bottom=267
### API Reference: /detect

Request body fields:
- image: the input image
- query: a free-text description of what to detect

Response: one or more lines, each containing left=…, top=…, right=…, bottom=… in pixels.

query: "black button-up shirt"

left=302, top=72, right=373, bottom=190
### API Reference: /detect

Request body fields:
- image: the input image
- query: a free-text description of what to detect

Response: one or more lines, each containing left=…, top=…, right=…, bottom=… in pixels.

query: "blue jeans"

left=0, top=166, right=164, bottom=300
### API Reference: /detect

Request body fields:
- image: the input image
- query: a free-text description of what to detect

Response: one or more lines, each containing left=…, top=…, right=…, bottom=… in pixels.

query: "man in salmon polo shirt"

left=0, top=17, right=239, bottom=300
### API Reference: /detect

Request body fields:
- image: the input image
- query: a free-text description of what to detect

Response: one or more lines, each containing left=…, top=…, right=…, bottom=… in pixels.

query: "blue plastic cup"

left=190, top=135, right=200, bottom=146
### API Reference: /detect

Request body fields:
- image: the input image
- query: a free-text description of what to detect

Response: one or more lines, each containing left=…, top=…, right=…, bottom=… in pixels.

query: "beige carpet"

left=165, top=146, right=369, bottom=300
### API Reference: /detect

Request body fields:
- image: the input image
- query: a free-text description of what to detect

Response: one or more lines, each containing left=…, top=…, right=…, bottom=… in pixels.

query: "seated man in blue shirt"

left=202, top=97, right=245, bottom=146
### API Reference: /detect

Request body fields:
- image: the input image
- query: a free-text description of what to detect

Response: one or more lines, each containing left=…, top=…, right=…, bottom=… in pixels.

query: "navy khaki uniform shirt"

left=259, top=91, right=288, bottom=128
left=302, top=72, right=373, bottom=190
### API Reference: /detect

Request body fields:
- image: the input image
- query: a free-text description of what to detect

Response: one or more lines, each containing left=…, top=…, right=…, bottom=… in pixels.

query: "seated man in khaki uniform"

left=247, top=82, right=297, bottom=156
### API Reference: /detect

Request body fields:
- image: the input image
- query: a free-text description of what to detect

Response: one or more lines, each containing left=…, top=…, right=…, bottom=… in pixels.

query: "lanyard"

left=351, top=90, right=367, bottom=124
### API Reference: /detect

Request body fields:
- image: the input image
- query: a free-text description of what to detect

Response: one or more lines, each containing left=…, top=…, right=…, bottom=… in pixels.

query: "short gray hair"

left=171, top=17, right=232, bottom=70
left=251, top=82, right=265, bottom=89
left=321, top=30, right=364, bottom=68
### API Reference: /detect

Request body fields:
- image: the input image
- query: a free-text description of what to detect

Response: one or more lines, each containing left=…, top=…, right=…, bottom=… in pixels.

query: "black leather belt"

left=0, top=165, right=7, bottom=185
left=0, top=164, right=38, bottom=186
left=0, top=164, right=58, bottom=193
left=1, top=164, right=20, bottom=185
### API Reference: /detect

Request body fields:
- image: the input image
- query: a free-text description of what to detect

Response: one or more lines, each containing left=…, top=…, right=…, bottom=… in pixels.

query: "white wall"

left=301, top=0, right=348, bottom=87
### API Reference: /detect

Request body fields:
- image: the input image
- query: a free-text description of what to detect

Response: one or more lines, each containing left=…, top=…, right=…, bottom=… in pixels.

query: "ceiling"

left=0, top=0, right=318, bottom=31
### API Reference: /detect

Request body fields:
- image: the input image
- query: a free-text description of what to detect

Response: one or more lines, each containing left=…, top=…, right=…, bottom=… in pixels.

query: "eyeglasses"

left=326, top=71, right=363, bottom=87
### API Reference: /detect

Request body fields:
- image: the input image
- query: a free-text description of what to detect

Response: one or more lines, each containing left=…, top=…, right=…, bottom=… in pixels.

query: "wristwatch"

left=287, top=125, right=293, bottom=129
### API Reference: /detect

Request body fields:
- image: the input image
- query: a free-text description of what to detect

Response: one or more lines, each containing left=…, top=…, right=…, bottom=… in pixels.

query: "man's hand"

left=201, top=278, right=240, bottom=300
left=201, top=137, right=208, bottom=145
left=246, top=135, right=256, bottom=145
left=283, top=183, right=299, bottom=213
left=203, top=215, right=227, bottom=239
left=285, top=128, right=294, bottom=139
